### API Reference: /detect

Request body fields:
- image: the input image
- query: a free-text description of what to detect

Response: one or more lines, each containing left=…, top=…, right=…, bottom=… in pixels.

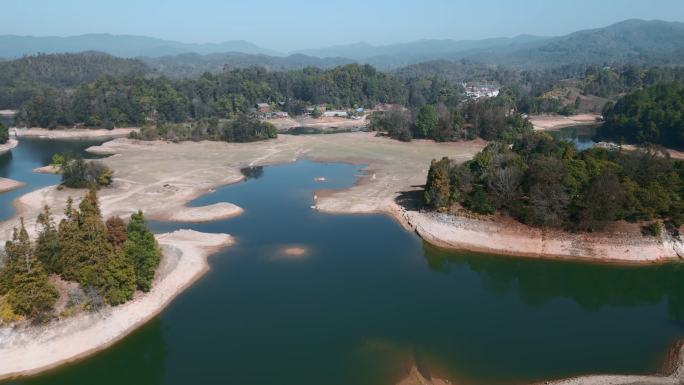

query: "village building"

left=255, top=103, right=270, bottom=113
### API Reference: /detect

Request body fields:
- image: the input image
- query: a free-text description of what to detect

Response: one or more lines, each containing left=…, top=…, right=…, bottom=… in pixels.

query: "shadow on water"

left=6, top=159, right=684, bottom=385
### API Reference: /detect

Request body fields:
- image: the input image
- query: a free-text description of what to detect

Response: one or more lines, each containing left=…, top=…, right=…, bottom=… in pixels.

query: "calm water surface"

left=0, top=138, right=106, bottom=221
left=1, top=144, right=684, bottom=385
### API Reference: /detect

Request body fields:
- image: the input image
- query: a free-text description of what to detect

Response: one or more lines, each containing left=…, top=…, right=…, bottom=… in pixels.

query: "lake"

left=2, top=141, right=684, bottom=385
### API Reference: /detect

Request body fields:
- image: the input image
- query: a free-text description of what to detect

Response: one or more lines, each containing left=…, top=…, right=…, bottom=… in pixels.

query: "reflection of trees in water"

left=22, top=319, right=167, bottom=385
left=240, top=166, right=264, bottom=180
left=422, top=242, right=684, bottom=319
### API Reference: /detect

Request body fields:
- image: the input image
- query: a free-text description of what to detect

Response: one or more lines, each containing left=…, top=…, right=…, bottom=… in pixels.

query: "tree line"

left=425, top=132, right=684, bottom=233
left=0, top=188, right=161, bottom=323
left=14, top=64, right=461, bottom=129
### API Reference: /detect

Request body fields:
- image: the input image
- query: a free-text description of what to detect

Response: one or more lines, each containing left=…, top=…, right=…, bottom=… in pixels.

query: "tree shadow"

left=394, top=187, right=425, bottom=211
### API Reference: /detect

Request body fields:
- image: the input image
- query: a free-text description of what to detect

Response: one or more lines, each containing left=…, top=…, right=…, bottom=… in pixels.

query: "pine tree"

left=1, top=218, right=58, bottom=320
left=35, top=205, right=61, bottom=274
left=124, top=211, right=161, bottom=292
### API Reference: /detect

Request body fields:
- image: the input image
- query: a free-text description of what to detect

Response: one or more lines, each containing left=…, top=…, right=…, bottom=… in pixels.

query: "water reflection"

left=423, top=241, right=684, bottom=317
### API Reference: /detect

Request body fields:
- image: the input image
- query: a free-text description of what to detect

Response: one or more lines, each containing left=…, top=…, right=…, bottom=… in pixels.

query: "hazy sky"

left=2, top=0, right=684, bottom=51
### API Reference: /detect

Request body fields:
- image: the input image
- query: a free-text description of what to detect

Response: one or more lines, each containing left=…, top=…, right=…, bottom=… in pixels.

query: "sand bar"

left=529, top=113, right=601, bottom=131
left=0, top=177, right=24, bottom=193
left=12, top=127, right=138, bottom=140
left=0, top=139, right=18, bottom=155
left=32, top=165, right=61, bottom=174
left=163, top=202, right=243, bottom=223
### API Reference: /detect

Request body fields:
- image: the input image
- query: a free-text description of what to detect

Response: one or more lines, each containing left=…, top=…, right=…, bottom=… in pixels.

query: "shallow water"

left=548, top=124, right=598, bottom=150
left=2, top=149, right=684, bottom=385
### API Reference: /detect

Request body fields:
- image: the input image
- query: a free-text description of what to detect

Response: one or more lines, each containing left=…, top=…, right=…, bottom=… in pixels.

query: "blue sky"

left=2, top=0, right=684, bottom=51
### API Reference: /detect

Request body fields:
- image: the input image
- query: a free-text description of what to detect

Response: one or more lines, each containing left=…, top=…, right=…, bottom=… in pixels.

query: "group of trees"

left=598, top=83, right=684, bottom=148
left=131, top=114, right=277, bottom=142
left=370, top=93, right=531, bottom=143
left=56, top=154, right=114, bottom=188
left=425, top=132, right=684, bottom=233
left=0, top=189, right=161, bottom=322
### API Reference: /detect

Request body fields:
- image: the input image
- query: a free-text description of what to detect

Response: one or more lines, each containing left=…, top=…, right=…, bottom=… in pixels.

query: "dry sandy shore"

left=163, top=202, right=243, bottom=222
left=0, top=229, right=233, bottom=381
left=266, top=115, right=368, bottom=131
left=530, top=113, right=601, bottom=131
left=12, top=127, right=138, bottom=139
left=0, top=177, right=24, bottom=193
left=0, top=139, right=18, bottom=155
left=32, top=165, right=60, bottom=174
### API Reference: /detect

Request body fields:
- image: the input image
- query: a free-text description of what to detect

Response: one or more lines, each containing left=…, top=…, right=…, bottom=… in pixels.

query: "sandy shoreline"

left=529, top=113, right=601, bottom=131
left=0, top=139, right=18, bottom=155
left=0, top=229, right=233, bottom=381
left=32, top=165, right=61, bottom=174
left=0, top=177, right=24, bottom=193
left=12, top=127, right=138, bottom=140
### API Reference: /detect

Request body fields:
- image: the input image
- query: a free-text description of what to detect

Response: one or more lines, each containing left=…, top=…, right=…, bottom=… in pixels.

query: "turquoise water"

left=1, top=146, right=684, bottom=385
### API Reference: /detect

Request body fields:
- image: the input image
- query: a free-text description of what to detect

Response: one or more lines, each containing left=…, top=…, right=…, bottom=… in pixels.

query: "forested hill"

left=469, top=20, right=684, bottom=68
left=0, top=52, right=151, bottom=86
left=0, top=52, right=153, bottom=108
left=142, top=53, right=354, bottom=78
left=598, top=83, right=684, bottom=149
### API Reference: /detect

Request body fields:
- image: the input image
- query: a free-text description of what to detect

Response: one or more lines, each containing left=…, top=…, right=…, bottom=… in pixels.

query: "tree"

left=424, top=157, right=451, bottom=209
left=414, top=104, right=437, bottom=138
left=35, top=205, right=61, bottom=274
left=106, top=216, right=128, bottom=248
left=124, top=211, right=161, bottom=292
left=0, top=122, right=8, bottom=144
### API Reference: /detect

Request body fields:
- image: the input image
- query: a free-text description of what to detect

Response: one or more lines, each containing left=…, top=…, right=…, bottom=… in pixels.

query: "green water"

left=1, top=147, right=684, bottom=385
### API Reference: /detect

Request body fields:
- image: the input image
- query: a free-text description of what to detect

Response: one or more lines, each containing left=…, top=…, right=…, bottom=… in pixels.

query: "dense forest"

left=0, top=52, right=152, bottom=109
left=598, top=83, right=684, bottom=148
left=0, top=188, right=160, bottom=323
left=425, top=132, right=684, bottom=233
left=15, top=64, right=445, bottom=128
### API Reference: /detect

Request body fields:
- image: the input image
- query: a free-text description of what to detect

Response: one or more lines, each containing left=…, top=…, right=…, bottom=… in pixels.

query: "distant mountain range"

left=0, top=33, right=279, bottom=58
left=2, top=19, right=684, bottom=72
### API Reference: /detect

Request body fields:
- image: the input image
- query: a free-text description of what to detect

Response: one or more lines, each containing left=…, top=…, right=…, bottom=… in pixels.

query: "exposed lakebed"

left=1, top=141, right=684, bottom=384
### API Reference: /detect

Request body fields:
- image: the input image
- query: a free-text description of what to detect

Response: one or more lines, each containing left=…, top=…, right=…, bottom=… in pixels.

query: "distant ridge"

left=1, top=20, right=684, bottom=69
left=0, top=33, right=280, bottom=58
